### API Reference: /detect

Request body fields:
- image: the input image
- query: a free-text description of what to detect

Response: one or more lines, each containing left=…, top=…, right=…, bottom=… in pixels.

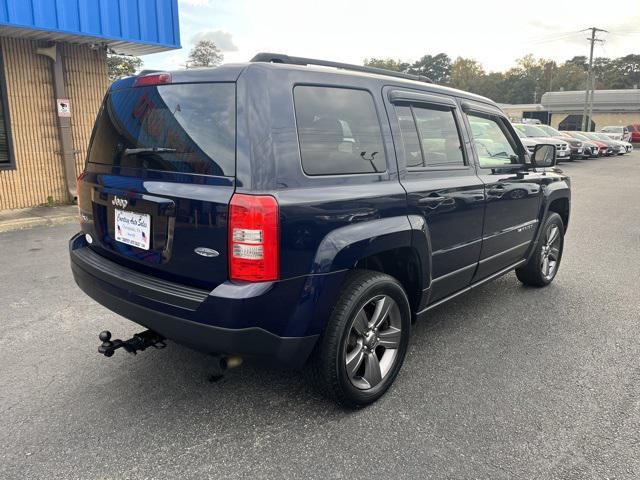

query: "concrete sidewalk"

left=0, top=204, right=77, bottom=233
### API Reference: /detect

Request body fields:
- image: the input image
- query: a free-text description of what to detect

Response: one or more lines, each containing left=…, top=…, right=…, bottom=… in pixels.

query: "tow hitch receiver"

left=98, top=330, right=166, bottom=357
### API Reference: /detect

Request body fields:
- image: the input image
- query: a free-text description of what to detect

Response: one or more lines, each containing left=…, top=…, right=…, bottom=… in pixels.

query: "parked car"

left=70, top=54, right=571, bottom=407
left=587, top=132, right=628, bottom=155
left=535, top=124, right=587, bottom=160
left=514, top=129, right=538, bottom=154
left=512, top=123, right=571, bottom=161
left=627, top=124, right=640, bottom=143
left=580, top=132, right=618, bottom=156
left=600, top=125, right=630, bottom=142
left=561, top=131, right=601, bottom=158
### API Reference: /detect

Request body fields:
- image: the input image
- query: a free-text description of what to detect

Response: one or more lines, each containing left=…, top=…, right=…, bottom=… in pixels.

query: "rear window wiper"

left=123, top=147, right=177, bottom=155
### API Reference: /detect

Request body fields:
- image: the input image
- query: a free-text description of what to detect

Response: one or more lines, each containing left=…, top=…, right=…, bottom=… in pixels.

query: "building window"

left=0, top=47, right=14, bottom=169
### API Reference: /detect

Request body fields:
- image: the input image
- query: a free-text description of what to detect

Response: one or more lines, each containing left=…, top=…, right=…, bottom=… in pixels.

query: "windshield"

left=88, top=83, right=236, bottom=177
left=538, top=125, right=561, bottom=136
left=602, top=126, right=622, bottom=133
left=584, top=132, right=606, bottom=141
left=566, top=132, right=589, bottom=141
left=515, top=124, right=548, bottom=137
left=594, top=133, right=613, bottom=141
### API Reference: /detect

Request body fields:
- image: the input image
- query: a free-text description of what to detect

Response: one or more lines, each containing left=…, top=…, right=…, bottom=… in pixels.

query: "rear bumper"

left=70, top=233, right=345, bottom=368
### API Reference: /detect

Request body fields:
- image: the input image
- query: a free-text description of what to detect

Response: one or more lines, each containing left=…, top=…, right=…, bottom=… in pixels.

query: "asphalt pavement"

left=1, top=152, right=639, bottom=479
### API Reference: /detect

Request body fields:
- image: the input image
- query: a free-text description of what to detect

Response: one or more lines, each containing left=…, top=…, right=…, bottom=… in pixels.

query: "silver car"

left=591, top=132, right=631, bottom=154
left=600, top=126, right=631, bottom=142
left=512, top=123, right=571, bottom=162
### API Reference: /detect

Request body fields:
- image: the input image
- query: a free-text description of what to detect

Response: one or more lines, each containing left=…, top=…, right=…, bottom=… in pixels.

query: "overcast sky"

left=142, top=0, right=640, bottom=72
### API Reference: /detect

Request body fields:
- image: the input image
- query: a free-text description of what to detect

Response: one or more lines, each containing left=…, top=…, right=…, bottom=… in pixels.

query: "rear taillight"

left=228, top=194, right=279, bottom=282
left=134, top=72, right=172, bottom=87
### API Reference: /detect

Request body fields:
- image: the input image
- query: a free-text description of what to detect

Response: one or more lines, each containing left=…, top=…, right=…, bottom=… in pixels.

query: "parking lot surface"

left=1, top=152, right=639, bottom=479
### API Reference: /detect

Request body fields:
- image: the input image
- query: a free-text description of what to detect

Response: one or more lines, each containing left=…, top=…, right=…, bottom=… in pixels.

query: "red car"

left=627, top=124, right=640, bottom=143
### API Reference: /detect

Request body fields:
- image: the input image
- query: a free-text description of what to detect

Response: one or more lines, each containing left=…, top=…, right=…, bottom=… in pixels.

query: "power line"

left=528, top=31, right=584, bottom=45
left=581, top=27, right=608, bottom=131
left=523, top=29, right=581, bottom=42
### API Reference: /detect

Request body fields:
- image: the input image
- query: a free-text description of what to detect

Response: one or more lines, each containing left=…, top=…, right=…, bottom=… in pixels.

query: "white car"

left=512, top=123, right=571, bottom=161
left=600, top=126, right=631, bottom=142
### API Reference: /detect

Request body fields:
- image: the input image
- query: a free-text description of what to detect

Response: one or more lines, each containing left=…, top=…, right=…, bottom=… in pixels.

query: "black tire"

left=310, top=270, right=411, bottom=408
left=516, top=212, right=565, bottom=287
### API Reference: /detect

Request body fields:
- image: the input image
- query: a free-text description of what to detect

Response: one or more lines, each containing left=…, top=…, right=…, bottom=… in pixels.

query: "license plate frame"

left=114, top=209, right=151, bottom=250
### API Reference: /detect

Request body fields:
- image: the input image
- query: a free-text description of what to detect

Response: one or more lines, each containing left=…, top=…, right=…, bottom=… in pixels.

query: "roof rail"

left=250, top=52, right=433, bottom=84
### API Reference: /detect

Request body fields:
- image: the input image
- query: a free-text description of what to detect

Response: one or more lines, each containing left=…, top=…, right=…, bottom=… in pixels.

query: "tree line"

left=364, top=54, right=640, bottom=104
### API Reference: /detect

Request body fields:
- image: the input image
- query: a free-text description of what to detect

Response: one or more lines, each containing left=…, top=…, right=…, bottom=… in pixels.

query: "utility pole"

left=586, top=73, right=596, bottom=132
left=581, top=27, right=607, bottom=131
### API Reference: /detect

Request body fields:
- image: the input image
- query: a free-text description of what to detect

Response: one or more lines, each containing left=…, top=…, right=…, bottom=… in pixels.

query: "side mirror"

left=532, top=144, right=556, bottom=168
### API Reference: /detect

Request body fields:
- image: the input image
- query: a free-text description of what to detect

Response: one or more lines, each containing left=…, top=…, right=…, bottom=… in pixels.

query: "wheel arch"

left=311, top=215, right=432, bottom=313
left=526, top=185, right=570, bottom=262
left=547, top=197, right=570, bottom=231
left=542, top=181, right=570, bottom=231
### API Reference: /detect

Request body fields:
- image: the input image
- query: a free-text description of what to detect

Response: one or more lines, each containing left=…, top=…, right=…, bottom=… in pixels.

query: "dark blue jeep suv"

left=70, top=54, right=570, bottom=407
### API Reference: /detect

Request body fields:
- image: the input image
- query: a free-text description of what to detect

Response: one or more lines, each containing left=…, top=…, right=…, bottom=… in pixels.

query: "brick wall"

left=0, top=38, right=108, bottom=210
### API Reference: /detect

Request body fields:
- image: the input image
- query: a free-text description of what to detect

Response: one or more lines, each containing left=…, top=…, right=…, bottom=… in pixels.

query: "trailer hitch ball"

left=98, top=329, right=166, bottom=357
left=98, top=331, right=115, bottom=357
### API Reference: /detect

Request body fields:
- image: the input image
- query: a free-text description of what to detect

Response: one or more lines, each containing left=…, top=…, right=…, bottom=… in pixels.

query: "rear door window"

left=412, top=105, right=465, bottom=167
left=294, top=86, right=386, bottom=175
left=88, top=83, right=236, bottom=177
left=395, top=104, right=465, bottom=168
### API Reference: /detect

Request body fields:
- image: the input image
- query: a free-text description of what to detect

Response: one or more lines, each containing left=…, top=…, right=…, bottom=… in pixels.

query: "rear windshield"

left=88, top=83, right=235, bottom=177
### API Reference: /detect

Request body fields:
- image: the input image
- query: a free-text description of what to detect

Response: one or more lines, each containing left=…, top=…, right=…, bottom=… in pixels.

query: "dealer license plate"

left=115, top=209, right=151, bottom=250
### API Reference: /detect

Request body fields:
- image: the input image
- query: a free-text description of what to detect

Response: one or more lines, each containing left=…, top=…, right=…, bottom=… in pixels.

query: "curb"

left=0, top=214, right=77, bottom=233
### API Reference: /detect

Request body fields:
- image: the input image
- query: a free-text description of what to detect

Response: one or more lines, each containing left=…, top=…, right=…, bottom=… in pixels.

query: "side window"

left=395, top=106, right=423, bottom=168
left=294, top=86, right=386, bottom=175
left=467, top=113, right=520, bottom=168
left=413, top=106, right=465, bottom=167
left=394, top=103, right=465, bottom=169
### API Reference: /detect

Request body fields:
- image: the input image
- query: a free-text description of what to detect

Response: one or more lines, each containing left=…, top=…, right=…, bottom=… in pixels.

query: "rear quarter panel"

left=236, top=65, right=410, bottom=280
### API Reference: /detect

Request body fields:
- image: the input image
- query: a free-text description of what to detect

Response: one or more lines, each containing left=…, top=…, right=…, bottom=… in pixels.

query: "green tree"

left=450, top=57, right=485, bottom=91
left=407, top=53, right=452, bottom=83
left=187, top=40, right=223, bottom=68
left=360, top=52, right=640, bottom=103
left=363, top=58, right=409, bottom=72
left=500, top=54, right=552, bottom=103
left=473, top=72, right=506, bottom=102
left=608, top=54, right=640, bottom=89
left=107, top=54, right=143, bottom=81
left=565, top=56, right=587, bottom=70
left=553, top=62, right=587, bottom=91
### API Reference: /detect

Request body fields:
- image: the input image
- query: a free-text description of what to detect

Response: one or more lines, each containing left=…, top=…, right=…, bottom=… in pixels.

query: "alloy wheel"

left=343, top=294, right=402, bottom=390
left=540, top=224, right=561, bottom=281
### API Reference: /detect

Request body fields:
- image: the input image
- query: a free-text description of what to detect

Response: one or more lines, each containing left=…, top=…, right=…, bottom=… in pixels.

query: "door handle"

left=418, top=195, right=453, bottom=209
left=418, top=196, right=446, bottom=205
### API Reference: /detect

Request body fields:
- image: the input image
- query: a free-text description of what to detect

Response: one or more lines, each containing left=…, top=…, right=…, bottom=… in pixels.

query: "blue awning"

left=0, top=0, right=180, bottom=55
